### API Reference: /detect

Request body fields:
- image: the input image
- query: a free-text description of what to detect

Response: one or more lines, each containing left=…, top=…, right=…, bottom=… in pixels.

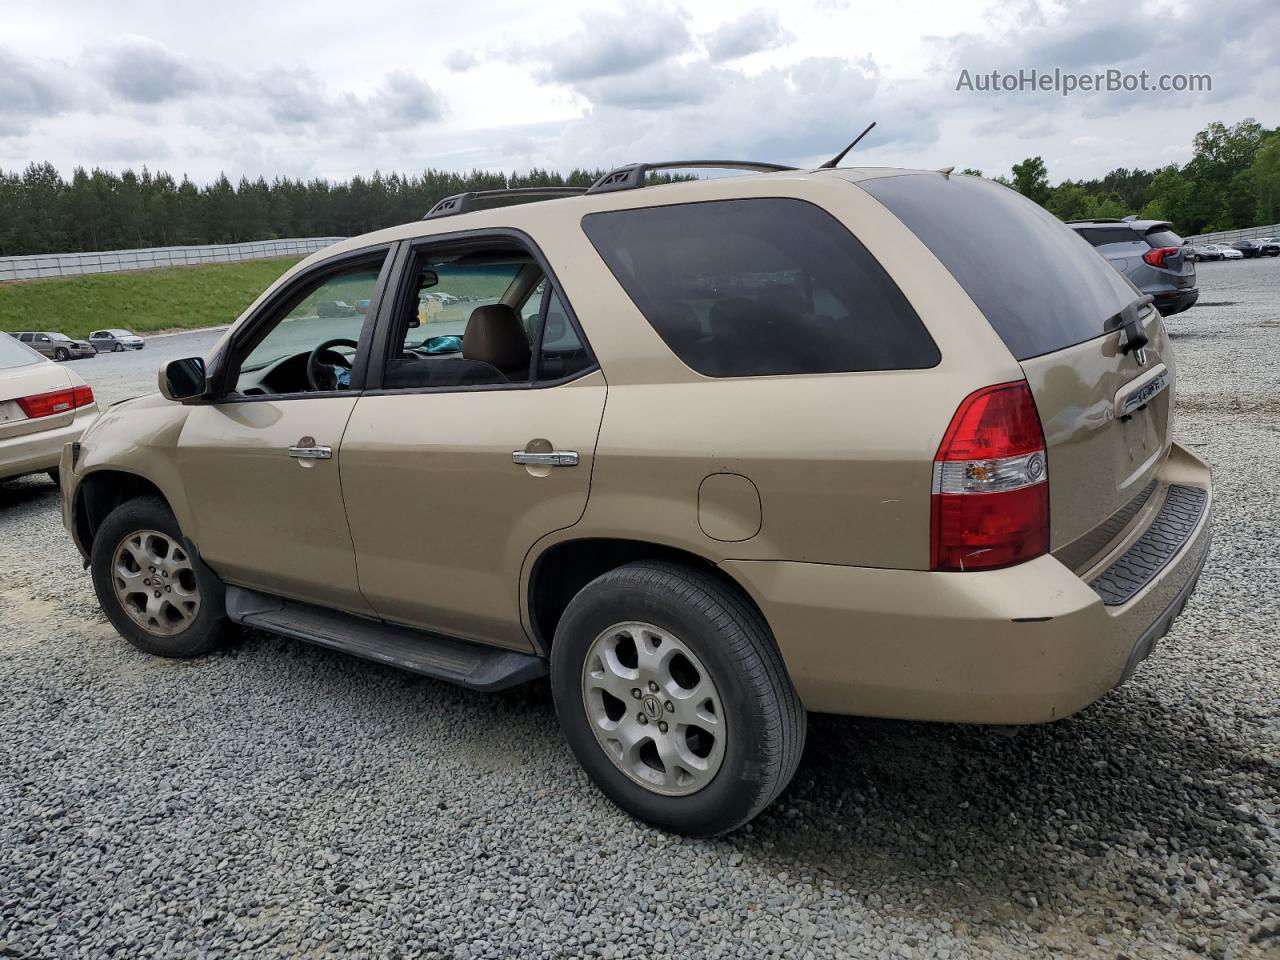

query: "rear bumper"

left=0, top=405, right=100, bottom=481
left=1152, top=287, right=1198, bottom=315
left=723, top=442, right=1212, bottom=725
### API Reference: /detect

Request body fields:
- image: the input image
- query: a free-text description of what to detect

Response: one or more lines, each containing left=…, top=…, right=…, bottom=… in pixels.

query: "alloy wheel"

left=111, top=529, right=201, bottom=636
left=581, top=621, right=726, bottom=796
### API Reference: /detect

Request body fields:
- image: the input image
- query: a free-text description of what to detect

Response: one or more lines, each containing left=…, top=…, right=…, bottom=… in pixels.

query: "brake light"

left=1143, top=246, right=1179, bottom=268
left=16, top=385, right=95, bottom=419
left=931, top=381, right=1049, bottom=571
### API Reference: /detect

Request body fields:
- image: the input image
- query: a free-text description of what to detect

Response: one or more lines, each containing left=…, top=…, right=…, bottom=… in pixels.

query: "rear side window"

left=1144, top=228, right=1182, bottom=248
left=862, top=175, right=1140, bottom=360
left=581, top=198, right=939, bottom=377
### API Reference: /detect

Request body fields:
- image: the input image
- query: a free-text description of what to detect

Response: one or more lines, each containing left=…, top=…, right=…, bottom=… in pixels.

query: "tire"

left=550, top=561, right=806, bottom=836
left=54, top=348, right=69, bottom=362
left=90, top=496, right=230, bottom=658
left=46, top=468, right=59, bottom=487
left=113, top=343, right=123, bottom=352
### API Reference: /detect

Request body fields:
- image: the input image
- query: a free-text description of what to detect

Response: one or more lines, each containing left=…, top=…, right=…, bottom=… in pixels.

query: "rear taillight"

left=931, top=381, right=1049, bottom=572
left=1143, top=246, right=1179, bottom=268
left=16, top=385, right=95, bottom=419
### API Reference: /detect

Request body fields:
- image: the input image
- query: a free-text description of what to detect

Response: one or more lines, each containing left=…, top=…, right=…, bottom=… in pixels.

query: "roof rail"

left=423, top=186, right=587, bottom=220
left=1066, top=217, right=1128, bottom=224
left=586, top=160, right=796, bottom=195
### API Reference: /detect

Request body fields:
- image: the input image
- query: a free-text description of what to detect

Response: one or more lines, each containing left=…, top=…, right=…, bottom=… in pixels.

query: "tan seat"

left=463, top=304, right=530, bottom=380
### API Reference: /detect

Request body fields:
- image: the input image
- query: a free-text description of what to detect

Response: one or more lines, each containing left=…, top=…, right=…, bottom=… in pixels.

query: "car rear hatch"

left=0, top=361, right=79, bottom=441
left=860, top=174, right=1176, bottom=569
left=1142, top=224, right=1195, bottom=288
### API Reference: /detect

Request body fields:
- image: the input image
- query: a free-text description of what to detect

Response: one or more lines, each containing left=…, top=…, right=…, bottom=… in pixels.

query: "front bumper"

left=723, top=442, right=1212, bottom=725
left=0, top=405, right=100, bottom=481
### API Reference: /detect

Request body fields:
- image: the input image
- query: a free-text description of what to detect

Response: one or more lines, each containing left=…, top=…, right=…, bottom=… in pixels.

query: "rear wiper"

left=1106, top=295, right=1154, bottom=362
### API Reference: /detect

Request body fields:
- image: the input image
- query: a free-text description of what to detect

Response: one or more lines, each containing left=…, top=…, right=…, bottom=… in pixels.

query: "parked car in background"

left=88, top=329, right=145, bottom=352
left=317, top=300, right=358, bottom=317
left=1254, top=237, right=1280, bottom=256
left=1219, top=245, right=1244, bottom=260
left=10, top=331, right=96, bottom=361
left=1230, top=240, right=1262, bottom=258
left=1069, top=218, right=1198, bottom=315
left=1192, top=244, right=1224, bottom=261
left=62, top=166, right=1213, bottom=836
left=1, top=335, right=100, bottom=483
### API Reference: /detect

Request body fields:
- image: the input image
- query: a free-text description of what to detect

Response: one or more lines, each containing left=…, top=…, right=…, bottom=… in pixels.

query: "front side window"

left=235, top=258, right=384, bottom=395
left=380, top=246, right=593, bottom=391
left=581, top=198, right=939, bottom=378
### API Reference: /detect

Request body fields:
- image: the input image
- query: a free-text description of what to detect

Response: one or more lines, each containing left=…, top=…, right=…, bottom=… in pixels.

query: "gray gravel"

left=2, top=259, right=1278, bottom=959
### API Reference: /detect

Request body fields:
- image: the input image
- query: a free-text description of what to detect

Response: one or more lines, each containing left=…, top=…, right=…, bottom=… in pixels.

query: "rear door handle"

left=512, top=450, right=578, bottom=467
left=288, top=444, right=333, bottom=460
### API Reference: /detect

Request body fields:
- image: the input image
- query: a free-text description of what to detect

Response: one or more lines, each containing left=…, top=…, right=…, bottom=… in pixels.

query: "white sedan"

left=1218, top=246, right=1244, bottom=260
left=1, top=334, right=101, bottom=484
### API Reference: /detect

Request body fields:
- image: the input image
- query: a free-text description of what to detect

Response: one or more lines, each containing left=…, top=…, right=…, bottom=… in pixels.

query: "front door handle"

left=288, top=444, right=333, bottom=460
left=512, top=450, right=578, bottom=467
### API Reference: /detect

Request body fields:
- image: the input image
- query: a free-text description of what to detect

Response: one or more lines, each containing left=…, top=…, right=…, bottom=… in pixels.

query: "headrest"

left=463, top=304, right=530, bottom=374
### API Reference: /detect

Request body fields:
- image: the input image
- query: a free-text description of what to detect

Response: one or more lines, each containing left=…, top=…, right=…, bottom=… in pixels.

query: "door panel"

left=340, top=370, right=607, bottom=650
left=177, top=397, right=375, bottom=615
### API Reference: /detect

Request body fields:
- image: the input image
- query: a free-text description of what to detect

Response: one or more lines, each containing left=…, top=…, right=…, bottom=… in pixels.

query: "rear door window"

left=862, top=174, right=1140, bottom=360
left=581, top=198, right=939, bottom=378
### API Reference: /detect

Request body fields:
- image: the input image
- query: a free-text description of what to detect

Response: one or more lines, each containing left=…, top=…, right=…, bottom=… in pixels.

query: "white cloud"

left=0, top=0, right=1275, bottom=187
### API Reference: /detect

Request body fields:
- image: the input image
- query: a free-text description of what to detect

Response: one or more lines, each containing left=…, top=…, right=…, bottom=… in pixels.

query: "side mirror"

left=158, top=357, right=208, bottom=402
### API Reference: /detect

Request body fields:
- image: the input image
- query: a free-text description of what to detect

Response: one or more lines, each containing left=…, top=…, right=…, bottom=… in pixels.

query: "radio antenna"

left=819, top=122, right=877, bottom=169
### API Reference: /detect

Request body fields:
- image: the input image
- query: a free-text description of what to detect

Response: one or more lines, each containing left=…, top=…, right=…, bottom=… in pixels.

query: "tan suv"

left=61, top=165, right=1213, bottom=836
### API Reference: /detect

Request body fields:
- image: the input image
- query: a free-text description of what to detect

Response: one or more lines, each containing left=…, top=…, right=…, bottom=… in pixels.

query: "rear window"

left=861, top=174, right=1140, bottom=360
left=1144, top=228, right=1182, bottom=248
left=581, top=198, right=939, bottom=377
left=0, top=334, right=42, bottom=370
left=1075, top=227, right=1131, bottom=247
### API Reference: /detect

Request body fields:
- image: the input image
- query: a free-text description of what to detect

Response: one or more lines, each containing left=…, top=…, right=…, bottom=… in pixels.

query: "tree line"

left=973, top=119, right=1280, bottom=234
left=1, top=118, right=1277, bottom=257
left=0, top=167, right=617, bottom=257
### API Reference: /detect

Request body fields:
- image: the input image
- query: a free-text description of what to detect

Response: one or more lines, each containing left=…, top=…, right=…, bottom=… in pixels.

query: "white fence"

left=1185, top=223, right=1280, bottom=245
left=0, top=237, right=346, bottom=282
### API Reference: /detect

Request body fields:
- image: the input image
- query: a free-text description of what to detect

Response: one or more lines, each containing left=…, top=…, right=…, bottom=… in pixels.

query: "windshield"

left=48, top=332, right=71, bottom=341
left=860, top=174, right=1140, bottom=360
left=0, top=334, right=42, bottom=369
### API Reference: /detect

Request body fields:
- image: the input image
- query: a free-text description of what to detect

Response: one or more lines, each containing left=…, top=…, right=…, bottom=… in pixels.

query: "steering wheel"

left=306, top=338, right=358, bottom=391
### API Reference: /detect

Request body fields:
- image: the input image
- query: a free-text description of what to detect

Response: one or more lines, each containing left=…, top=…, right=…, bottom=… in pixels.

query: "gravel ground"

left=1, top=260, right=1278, bottom=960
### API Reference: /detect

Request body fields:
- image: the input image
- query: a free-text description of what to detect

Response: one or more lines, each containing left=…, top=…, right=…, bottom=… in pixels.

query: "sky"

left=1, top=0, right=1276, bottom=187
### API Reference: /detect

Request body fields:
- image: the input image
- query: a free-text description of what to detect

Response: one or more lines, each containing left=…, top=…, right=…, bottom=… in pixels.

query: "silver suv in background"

left=10, top=332, right=96, bottom=361
left=1069, top=219, right=1198, bottom=316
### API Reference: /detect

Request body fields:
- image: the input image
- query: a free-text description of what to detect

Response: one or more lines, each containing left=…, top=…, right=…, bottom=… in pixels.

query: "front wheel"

left=551, top=561, right=806, bottom=836
left=113, top=343, right=123, bottom=352
left=54, top=348, right=69, bottom=361
left=90, top=496, right=231, bottom=658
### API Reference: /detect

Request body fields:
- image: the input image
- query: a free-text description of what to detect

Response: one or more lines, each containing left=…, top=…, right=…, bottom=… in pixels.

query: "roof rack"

left=423, top=186, right=587, bottom=220
left=1066, top=217, right=1128, bottom=224
left=586, top=160, right=796, bottom=195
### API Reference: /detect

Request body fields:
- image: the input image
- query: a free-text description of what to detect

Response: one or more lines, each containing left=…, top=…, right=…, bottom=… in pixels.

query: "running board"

left=225, top=587, right=546, bottom=692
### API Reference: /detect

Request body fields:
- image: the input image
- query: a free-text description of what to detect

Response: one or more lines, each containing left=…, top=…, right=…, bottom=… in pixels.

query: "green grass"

left=0, top=257, right=303, bottom=340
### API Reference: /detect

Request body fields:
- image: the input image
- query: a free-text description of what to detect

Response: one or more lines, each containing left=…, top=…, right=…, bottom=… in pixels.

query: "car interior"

left=231, top=242, right=590, bottom=397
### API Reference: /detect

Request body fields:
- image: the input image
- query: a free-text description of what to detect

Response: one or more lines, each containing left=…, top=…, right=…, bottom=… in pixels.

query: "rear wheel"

left=90, top=496, right=230, bottom=658
left=550, top=561, right=805, bottom=836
